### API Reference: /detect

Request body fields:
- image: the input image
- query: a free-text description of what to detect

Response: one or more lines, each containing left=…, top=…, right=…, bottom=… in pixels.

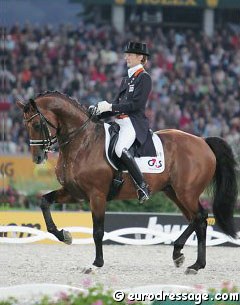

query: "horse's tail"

left=205, top=137, right=238, bottom=238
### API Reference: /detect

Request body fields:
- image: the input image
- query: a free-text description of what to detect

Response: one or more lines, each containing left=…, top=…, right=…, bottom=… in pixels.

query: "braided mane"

left=35, top=90, right=88, bottom=114
left=34, top=91, right=103, bottom=135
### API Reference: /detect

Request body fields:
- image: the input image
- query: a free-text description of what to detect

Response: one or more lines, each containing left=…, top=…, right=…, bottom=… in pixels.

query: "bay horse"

left=17, top=91, right=238, bottom=274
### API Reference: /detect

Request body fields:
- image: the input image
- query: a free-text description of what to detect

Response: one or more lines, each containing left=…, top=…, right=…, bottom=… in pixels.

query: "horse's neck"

left=39, top=95, right=96, bottom=146
left=58, top=120, right=104, bottom=161
left=49, top=97, right=104, bottom=150
left=53, top=98, right=88, bottom=132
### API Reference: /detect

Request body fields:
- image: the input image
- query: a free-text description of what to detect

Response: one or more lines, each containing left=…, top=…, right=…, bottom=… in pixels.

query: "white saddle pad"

left=104, top=123, right=165, bottom=174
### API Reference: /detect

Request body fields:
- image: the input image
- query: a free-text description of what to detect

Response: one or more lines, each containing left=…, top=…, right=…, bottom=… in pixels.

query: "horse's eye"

left=33, top=123, right=41, bottom=131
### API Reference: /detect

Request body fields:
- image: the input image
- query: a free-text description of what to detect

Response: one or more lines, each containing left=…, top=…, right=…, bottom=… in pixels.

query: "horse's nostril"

left=34, top=155, right=43, bottom=164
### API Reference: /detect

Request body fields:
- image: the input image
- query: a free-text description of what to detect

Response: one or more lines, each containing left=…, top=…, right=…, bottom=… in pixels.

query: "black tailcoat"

left=111, top=70, right=152, bottom=145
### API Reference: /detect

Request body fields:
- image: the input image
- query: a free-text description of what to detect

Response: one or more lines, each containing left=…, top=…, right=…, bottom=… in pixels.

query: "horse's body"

left=17, top=92, right=238, bottom=274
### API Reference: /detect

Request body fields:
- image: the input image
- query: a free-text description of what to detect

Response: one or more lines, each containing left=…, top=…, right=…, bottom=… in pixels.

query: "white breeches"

left=115, top=117, right=136, bottom=158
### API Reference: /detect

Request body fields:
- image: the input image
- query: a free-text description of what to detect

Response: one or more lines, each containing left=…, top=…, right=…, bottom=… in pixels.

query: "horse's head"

left=17, top=98, right=58, bottom=164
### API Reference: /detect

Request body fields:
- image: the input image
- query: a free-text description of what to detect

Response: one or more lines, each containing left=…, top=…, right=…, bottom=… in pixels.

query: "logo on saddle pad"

left=104, top=123, right=165, bottom=174
left=148, top=158, right=162, bottom=169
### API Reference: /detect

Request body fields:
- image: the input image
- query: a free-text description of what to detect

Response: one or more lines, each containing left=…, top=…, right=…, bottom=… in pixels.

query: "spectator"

left=0, top=22, right=239, bottom=161
left=1, top=134, right=17, bottom=154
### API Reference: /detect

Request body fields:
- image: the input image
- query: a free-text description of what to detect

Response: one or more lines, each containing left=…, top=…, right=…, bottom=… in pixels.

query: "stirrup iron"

left=137, top=185, right=150, bottom=204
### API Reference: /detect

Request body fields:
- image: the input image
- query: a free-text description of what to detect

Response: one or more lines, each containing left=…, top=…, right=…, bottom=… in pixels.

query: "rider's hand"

left=88, top=105, right=98, bottom=116
left=96, top=101, right=112, bottom=114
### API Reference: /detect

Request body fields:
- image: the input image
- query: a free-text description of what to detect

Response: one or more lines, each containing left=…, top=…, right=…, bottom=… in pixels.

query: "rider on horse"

left=93, top=42, right=152, bottom=204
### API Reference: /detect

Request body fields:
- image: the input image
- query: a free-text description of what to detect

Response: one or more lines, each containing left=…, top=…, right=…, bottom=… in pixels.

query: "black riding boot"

left=121, top=148, right=150, bottom=204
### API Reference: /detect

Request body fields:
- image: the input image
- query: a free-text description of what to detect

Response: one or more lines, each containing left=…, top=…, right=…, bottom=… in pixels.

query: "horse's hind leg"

left=40, top=188, right=76, bottom=244
left=164, top=187, right=196, bottom=268
left=173, top=222, right=196, bottom=268
left=165, top=184, right=209, bottom=274
left=185, top=204, right=208, bottom=274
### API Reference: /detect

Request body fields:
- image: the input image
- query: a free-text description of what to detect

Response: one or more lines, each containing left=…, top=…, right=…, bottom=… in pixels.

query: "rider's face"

left=124, top=53, right=143, bottom=68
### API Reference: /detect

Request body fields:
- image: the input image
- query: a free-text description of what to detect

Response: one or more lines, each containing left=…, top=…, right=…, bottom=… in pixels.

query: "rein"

left=24, top=99, right=92, bottom=152
left=58, top=116, right=92, bottom=148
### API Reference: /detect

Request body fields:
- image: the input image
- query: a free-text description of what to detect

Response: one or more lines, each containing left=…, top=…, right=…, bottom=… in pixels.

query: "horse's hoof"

left=185, top=268, right=198, bottom=275
left=82, top=265, right=100, bottom=274
left=63, top=230, right=72, bottom=245
left=173, top=254, right=185, bottom=268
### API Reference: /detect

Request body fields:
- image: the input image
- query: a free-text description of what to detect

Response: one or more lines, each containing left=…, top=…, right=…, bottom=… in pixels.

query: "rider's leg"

left=121, top=148, right=150, bottom=203
left=115, top=118, right=150, bottom=203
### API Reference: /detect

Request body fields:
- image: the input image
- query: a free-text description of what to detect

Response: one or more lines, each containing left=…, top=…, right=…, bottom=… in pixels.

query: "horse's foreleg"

left=91, top=194, right=106, bottom=268
left=82, top=193, right=106, bottom=274
left=40, top=188, right=76, bottom=244
left=92, top=213, right=105, bottom=267
left=185, top=206, right=208, bottom=274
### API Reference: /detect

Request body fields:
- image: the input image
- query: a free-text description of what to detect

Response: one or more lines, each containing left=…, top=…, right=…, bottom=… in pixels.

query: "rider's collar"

left=128, top=64, right=143, bottom=78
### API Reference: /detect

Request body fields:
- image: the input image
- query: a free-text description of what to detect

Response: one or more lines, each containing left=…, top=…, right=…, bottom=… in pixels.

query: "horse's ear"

left=16, top=95, right=26, bottom=110
left=16, top=99, right=25, bottom=110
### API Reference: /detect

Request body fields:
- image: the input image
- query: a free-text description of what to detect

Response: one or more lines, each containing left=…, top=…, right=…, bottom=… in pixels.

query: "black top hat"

left=124, top=42, right=149, bottom=56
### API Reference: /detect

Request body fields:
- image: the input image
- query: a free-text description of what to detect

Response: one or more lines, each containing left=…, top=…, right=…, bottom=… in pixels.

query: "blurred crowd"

left=1, top=21, right=240, bottom=159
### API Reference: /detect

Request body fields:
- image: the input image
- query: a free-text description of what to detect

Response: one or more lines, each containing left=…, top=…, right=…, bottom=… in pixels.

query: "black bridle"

left=24, top=106, right=58, bottom=153
left=24, top=99, right=93, bottom=152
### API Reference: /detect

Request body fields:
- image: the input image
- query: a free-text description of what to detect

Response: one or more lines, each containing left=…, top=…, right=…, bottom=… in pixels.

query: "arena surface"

left=1, top=244, right=240, bottom=290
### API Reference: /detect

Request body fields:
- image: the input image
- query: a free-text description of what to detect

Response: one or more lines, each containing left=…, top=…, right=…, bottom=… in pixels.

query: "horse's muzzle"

left=33, top=151, right=47, bottom=164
